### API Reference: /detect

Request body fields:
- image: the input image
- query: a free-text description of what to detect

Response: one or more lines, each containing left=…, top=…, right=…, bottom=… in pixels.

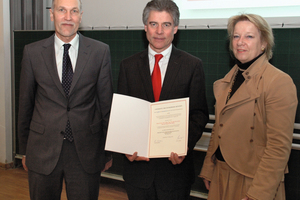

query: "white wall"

left=43, top=0, right=300, bottom=30
left=0, top=0, right=13, bottom=164
left=80, top=0, right=149, bottom=30
left=44, top=0, right=150, bottom=30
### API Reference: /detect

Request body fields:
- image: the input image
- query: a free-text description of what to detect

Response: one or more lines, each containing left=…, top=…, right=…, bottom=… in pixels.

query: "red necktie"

left=152, top=54, right=163, bottom=102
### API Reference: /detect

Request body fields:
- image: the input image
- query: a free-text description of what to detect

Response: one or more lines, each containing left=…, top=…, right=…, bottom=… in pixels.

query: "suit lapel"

left=69, top=33, right=90, bottom=96
left=41, top=33, right=91, bottom=98
left=138, top=46, right=183, bottom=102
left=160, top=47, right=181, bottom=100
left=215, top=65, right=260, bottom=113
left=214, top=72, right=232, bottom=110
left=227, top=81, right=258, bottom=105
left=41, top=35, right=66, bottom=97
left=137, top=50, right=155, bottom=102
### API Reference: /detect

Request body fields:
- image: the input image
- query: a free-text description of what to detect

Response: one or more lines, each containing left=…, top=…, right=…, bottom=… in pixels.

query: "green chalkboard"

left=14, top=29, right=300, bottom=199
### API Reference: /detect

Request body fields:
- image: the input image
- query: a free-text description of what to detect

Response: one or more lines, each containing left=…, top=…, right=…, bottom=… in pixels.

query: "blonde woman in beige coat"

left=200, top=14, right=298, bottom=200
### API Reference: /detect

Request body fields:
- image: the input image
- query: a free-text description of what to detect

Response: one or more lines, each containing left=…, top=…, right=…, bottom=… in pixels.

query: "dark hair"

left=143, top=0, right=179, bottom=26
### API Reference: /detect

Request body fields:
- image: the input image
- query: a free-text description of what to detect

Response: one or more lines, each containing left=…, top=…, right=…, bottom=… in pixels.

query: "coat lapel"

left=227, top=78, right=259, bottom=107
left=138, top=50, right=155, bottom=102
left=160, top=47, right=181, bottom=100
left=41, top=33, right=91, bottom=99
left=69, top=33, right=90, bottom=96
left=41, top=35, right=66, bottom=97
left=215, top=63, right=262, bottom=114
left=214, top=69, right=234, bottom=110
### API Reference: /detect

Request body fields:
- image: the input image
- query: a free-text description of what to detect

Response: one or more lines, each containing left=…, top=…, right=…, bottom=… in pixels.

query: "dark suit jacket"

left=118, top=46, right=209, bottom=190
left=18, top=33, right=113, bottom=175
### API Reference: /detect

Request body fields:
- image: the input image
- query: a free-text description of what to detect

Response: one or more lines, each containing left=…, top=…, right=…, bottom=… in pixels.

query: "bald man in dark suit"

left=17, top=0, right=113, bottom=199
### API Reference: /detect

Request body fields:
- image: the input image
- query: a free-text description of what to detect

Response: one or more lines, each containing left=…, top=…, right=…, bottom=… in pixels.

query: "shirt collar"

left=148, top=44, right=172, bottom=59
left=54, top=33, right=79, bottom=50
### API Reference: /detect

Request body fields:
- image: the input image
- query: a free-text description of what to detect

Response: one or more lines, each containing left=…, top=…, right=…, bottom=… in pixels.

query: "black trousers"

left=125, top=182, right=191, bottom=200
left=28, top=140, right=101, bottom=200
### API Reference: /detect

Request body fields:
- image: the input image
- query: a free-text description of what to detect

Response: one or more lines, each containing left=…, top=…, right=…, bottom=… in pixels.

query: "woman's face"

left=232, top=20, right=266, bottom=64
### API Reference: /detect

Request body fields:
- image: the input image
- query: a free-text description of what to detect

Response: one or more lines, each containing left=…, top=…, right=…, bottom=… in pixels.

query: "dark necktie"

left=62, top=44, right=73, bottom=96
left=152, top=54, right=163, bottom=102
left=62, top=44, right=73, bottom=142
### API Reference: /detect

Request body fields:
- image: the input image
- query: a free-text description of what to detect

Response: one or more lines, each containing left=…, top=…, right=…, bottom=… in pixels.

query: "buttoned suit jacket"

left=18, top=33, right=113, bottom=175
left=200, top=54, right=298, bottom=200
left=118, top=46, right=209, bottom=190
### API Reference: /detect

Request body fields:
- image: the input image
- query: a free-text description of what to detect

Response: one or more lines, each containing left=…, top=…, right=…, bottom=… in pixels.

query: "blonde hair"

left=227, top=14, right=274, bottom=60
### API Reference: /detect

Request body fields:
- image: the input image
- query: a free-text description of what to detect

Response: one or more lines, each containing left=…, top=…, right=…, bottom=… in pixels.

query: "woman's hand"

left=203, top=178, right=210, bottom=190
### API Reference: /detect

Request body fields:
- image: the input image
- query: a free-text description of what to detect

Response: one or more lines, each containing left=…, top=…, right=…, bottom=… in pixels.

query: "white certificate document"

left=105, top=94, right=189, bottom=158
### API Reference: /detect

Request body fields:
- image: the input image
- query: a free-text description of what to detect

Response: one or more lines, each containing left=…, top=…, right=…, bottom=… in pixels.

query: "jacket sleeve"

left=96, top=44, right=113, bottom=161
left=187, top=59, right=209, bottom=152
left=247, top=73, right=298, bottom=200
left=199, top=123, right=217, bottom=181
left=18, top=45, right=37, bottom=155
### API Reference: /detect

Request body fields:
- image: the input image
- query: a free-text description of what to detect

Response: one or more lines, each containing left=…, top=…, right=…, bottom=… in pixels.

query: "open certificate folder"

left=105, top=94, right=189, bottom=158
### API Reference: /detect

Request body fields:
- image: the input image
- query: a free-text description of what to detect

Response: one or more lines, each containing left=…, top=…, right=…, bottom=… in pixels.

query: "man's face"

left=50, top=0, right=83, bottom=43
left=144, top=10, right=178, bottom=53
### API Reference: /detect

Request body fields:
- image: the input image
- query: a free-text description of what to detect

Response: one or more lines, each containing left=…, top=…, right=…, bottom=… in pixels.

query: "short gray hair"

left=52, top=0, right=82, bottom=11
left=143, top=0, right=179, bottom=26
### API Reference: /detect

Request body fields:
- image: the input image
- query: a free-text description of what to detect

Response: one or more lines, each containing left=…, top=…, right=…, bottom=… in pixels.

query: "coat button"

left=67, top=107, right=70, bottom=111
left=250, top=126, right=254, bottom=130
left=220, top=124, right=223, bottom=127
left=218, top=135, right=221, bottom=139
left=250, top=139, right=253, bottom=142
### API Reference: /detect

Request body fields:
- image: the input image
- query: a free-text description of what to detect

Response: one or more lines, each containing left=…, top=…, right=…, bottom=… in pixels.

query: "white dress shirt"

left=148, top=44, right=172, bottom=86
left=54, top=34, right=79, bottom=82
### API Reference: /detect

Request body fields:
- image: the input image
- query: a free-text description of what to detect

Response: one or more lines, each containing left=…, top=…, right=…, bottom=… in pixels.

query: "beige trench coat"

left=200, top=54, right=298, bottom=200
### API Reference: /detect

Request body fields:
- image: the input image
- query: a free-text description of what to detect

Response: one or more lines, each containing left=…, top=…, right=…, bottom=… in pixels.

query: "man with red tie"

left=117, top=0, right=209, bottom=199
